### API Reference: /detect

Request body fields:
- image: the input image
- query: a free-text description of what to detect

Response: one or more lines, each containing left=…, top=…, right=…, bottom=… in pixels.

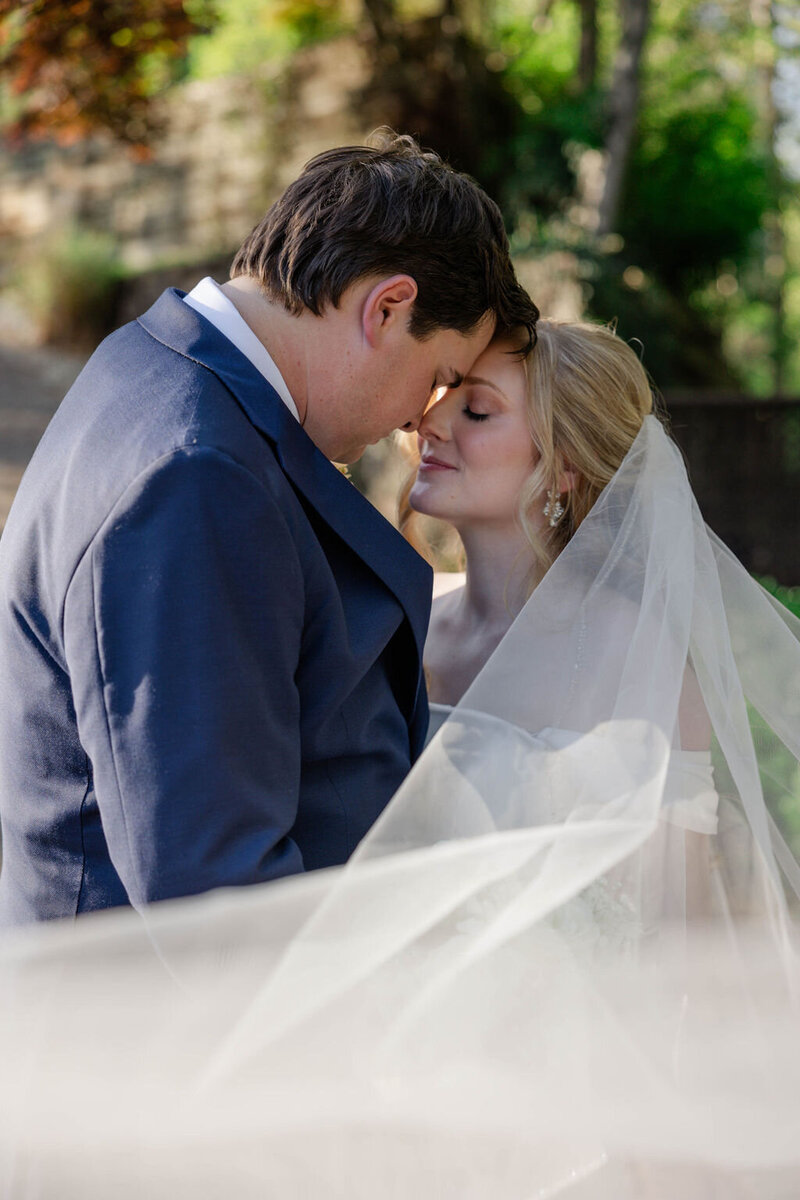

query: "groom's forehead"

left=436, top=316, right=495, bottom=367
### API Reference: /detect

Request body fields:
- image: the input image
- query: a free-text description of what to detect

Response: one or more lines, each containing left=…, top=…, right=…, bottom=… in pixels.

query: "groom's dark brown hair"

left=231, top=130, right=538, bottom=352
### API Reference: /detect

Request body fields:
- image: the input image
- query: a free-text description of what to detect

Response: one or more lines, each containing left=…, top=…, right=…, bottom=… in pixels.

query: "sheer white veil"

left=1, top=415, right=800, bottom=1198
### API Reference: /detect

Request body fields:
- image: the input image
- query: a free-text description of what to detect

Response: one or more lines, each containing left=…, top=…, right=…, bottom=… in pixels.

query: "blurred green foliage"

left=186, top=0, right=347, bottom=79
left=758, top=576, right=800, bottom=621
left=14, top=230, right=124, bottom=348
left=621, top=100, right=770, bottom=293
left=491, top=3, right=604, bottom=225
left=709, top=581, right=800, bottom=861
left=488, top=0, right=794, bottom=390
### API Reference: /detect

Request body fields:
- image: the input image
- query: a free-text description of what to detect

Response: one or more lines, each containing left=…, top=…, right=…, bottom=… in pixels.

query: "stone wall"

left=0, top=38, right=372, bottom=276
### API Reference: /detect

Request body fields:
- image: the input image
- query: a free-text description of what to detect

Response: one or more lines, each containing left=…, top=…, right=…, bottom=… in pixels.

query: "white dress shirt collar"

left=182, top=276, right=299, bottom=421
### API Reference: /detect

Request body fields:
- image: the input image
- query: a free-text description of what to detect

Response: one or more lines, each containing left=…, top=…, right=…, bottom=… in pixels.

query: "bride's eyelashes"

left=463, top=406, right=490, bottom=422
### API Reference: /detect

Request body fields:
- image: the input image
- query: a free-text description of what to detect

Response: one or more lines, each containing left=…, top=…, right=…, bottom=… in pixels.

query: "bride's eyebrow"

left=463, top=375, right=506, bottom=396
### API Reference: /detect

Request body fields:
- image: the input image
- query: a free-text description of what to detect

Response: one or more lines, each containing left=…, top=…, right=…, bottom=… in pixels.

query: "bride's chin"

left=408, top=483, right=442, bottom=519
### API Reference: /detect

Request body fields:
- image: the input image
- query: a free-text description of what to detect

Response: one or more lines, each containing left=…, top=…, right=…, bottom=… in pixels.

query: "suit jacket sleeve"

left=63, top=445, right=306, bottom=905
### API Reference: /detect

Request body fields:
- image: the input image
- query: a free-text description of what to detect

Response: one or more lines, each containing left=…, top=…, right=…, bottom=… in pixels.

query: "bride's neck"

left=457, top=525, right=543, bottom=631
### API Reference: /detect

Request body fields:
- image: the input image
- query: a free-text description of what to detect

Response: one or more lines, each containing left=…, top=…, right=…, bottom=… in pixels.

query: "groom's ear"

left=361, top=275, right=418, bottom=347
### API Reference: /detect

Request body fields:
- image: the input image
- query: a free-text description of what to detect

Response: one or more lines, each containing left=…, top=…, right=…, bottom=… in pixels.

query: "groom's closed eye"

left=430, top=375, right=463, bottom=401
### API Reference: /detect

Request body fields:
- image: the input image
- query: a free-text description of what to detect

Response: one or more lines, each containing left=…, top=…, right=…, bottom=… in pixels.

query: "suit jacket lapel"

left=137, top=289, right=433, bottom=672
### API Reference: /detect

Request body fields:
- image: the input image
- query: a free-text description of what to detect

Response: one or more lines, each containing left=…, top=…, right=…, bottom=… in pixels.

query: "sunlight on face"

left=409, top=341, right=536, bottom=531
left=335, top=316, right=495, bottom=464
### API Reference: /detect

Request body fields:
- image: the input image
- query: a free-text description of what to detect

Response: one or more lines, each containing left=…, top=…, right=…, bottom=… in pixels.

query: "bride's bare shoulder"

left=428, top=573, right=465, bottom=643
left=432, top=572, right=466, bottom=601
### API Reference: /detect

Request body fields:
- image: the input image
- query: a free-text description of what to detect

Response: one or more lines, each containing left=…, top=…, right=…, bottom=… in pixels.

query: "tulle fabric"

left=1, top=415, right=799, bottom=1198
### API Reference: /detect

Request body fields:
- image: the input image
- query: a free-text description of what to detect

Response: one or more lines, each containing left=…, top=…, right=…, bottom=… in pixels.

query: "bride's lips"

left=418, top=456, right=457, bottom=472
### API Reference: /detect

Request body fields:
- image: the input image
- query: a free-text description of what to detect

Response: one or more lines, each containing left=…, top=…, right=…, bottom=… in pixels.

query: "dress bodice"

left=425, top=703, right=719, bottom=834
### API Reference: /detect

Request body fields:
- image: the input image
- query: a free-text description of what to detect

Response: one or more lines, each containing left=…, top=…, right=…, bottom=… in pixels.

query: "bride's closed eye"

left=463, top=406, right=490, bottom=422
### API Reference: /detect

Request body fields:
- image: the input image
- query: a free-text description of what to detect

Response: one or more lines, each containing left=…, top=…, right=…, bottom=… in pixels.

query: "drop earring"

left=543, top=488, right=565, bottom=527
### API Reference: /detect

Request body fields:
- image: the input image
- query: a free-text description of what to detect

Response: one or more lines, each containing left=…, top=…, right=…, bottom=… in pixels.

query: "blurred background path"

left=0, top=344, right=85, bottom=531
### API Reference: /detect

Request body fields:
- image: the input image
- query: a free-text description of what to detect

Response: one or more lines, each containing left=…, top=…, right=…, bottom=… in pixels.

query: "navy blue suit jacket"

left=0, top=289, right=432, bottom=925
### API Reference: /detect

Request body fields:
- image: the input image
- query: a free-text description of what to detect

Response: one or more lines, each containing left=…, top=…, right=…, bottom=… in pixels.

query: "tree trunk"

left=577, top=0, right=598, bottom=93
left=362, top=0, right=397, bottom=43
left=597, top=0, right=651, bottom=235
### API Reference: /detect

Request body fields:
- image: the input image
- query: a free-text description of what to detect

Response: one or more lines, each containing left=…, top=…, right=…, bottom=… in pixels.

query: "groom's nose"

left=401, top=394, right=435, bottom=432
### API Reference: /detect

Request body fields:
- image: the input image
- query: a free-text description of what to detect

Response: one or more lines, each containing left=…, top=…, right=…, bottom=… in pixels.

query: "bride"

left=1, top=321, right=800, bottom=1199
left=408, top=321, right=720, bottom=922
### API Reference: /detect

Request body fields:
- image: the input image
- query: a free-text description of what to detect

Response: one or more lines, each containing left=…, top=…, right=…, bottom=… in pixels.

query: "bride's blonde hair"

left=520, top=319, right=656, bottom=570
left=399, top=319, right=658, bottom=575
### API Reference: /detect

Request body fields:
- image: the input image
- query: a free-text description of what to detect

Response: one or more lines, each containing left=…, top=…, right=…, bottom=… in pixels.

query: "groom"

left=0, top=132, right=538, bottom=925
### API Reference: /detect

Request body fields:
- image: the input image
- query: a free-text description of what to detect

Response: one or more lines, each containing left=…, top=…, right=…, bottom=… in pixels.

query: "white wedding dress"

left=428, top=701, right=719, bottom=832
left=1, top=416, right=800, bottom=1199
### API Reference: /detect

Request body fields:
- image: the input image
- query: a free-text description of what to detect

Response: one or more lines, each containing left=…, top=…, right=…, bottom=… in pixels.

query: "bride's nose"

left=417, top=397, right=451, bottom=442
